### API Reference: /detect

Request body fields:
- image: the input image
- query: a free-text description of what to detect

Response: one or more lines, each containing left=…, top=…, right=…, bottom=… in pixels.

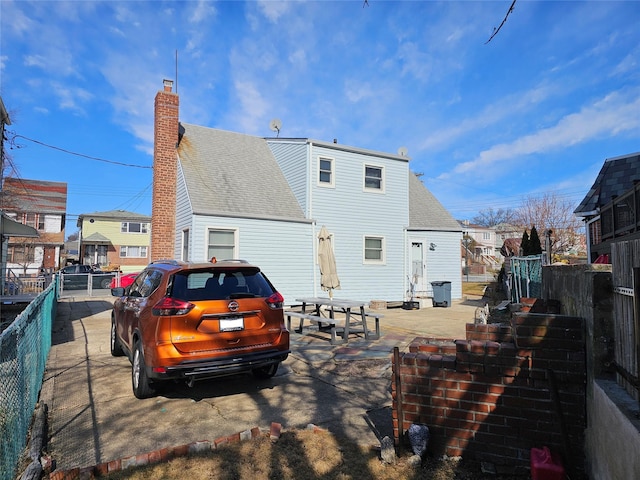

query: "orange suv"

left=110, top=259, right=290, bottom=398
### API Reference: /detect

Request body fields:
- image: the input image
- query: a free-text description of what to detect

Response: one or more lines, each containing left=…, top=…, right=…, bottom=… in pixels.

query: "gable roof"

left=574, top=152, right=640, bottom=216
left=1, top=178, right=67, bottom=214
left=77, top=209, right=150, bottom=227
left=177, top=123, right=307, bottom=222
left=82, top=232, right=111, bottom=243
left=408, top=173, right=462, bottom=232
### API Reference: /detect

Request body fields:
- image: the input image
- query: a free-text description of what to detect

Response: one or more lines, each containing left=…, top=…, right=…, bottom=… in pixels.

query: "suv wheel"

left=100, top=278, right=111, bottom=289
left=132, top=341, right=155, bottom=399
left=110, top=317, right=124, bottom=357
left=252, top=362, right=279, bottom=379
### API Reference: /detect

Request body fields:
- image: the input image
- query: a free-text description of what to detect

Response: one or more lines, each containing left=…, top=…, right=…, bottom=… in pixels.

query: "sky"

left=1, top=0, right=639, bottom=237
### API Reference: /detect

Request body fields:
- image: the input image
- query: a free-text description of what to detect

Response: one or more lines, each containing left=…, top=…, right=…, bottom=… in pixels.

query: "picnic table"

left=285, top=297, right=382, bottom=345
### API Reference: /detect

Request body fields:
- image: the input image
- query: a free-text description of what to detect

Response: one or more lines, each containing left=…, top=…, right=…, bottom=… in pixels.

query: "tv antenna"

left=397, top=146, right=408, bottom=157
left=269, top=118, right=282, bottom=137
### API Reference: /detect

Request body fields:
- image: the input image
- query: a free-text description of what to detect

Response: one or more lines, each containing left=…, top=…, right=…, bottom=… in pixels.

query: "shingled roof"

left=1, top=178, right=67, bottom=214
left=78, top=210, right=151, bottom=221
left=177, top=123, right=307, bottom=222
left=408, top=173, right=462, bottom=231
left=574, top=152, right=640, bottom=216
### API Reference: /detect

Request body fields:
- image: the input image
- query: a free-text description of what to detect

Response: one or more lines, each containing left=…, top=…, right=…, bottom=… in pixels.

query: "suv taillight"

left=152, top=297, right=195, bottom=316
left=266, top=292, right=284, bottom=309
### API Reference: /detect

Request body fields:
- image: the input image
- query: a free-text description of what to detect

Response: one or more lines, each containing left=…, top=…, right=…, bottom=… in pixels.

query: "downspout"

left=585, top=215, right=599, bottom=262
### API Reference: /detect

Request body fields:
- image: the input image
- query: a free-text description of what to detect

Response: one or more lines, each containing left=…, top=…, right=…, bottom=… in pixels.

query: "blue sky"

left=2, top=0, right=639, bottom=236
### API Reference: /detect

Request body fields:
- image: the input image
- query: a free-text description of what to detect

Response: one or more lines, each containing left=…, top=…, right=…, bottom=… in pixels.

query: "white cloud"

left=234, top=80, right=270, bottom=134
left=189, top=0, right=217, bottom=24
left=452, top=88, right=640, bottom=175
left=419, top=82, right=558, bottom=152
left=257, top=0, right=291, bottom=23
left=50, top=82, right=92, bottom=115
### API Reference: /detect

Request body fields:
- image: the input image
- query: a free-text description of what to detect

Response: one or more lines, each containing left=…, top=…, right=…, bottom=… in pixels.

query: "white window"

left=364, top=236, right=385, bottom=264
left=483, top=232, right=491, bottom=240
left=119, top=246, right=148, bottom=258
left=207, top=229, right=236, bottom=260
left=37, top=215, right=45, bottom=231
left=318, top=156, right=334, bottom=187
left=25, top=213, right=36, bottom=228
left=121, top=222, right=149, bottom=233
left=364, top=164, right=384, bottom=191
left=182, top=229, right=190, bottom=261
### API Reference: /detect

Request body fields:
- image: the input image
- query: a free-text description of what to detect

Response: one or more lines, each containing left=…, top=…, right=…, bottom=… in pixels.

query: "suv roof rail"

left=220, top=259, right=249, bottom=264
left=149, top=259, right=183, bottom=266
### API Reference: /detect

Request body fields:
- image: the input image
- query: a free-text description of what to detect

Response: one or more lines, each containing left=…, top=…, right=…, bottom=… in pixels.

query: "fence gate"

left=509, top=255, right=542, bottom=303
left=611, top=240, right=640, bottom=403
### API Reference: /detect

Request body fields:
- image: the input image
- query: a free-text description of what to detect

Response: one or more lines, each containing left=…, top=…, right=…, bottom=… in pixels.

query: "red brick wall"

left=151, top=81, right=179, bottom=261
left=393, top=314, right=585, bottom=478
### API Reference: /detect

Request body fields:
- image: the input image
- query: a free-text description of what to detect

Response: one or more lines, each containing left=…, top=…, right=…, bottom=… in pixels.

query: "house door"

left=411, top=242, right=427, bottom=296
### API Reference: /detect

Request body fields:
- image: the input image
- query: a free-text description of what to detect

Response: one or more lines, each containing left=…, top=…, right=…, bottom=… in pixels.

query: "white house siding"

left=44, top=215, right=62, bottom=233
left=267, top=140, right=308, bottom=214
left=174, top=162, right=194, bottom=260
left=308, top=144, right=410, bottom=302
left=408, top=230, right=463, bottom=301
left=189, top=214, right=314, bottom=304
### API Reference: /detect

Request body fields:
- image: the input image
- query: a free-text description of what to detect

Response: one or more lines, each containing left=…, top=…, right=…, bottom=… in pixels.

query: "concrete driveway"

left=41, top=295, right=484, bottom=471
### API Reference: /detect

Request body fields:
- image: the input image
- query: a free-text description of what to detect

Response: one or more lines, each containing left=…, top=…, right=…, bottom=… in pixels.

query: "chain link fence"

left=0, top=281, right=57, bottom=480
left=508, top=255, right=542, bottom=302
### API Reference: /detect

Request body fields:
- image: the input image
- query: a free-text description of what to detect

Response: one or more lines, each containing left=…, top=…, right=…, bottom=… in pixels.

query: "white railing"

left=2, top=269, right=47, bottom=295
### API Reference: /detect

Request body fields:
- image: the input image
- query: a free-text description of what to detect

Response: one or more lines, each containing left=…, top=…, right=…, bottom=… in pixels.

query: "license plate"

left=220, top=316, right=244, bottom=332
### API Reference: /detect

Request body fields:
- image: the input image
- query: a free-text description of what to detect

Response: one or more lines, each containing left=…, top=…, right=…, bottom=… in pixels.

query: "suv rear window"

left=170, top=268, right=275, bottom=301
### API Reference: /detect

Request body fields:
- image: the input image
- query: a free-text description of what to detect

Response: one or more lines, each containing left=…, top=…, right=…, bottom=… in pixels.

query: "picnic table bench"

left=285, top=297, right=383, bottom=344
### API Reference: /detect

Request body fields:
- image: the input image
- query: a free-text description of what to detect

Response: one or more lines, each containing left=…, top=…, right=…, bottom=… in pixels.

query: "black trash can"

left=431, top=281, right=451, bottom=307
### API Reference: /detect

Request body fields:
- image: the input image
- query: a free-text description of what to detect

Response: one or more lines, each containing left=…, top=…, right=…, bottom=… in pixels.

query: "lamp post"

left=462, top=236, right=470, bottom=283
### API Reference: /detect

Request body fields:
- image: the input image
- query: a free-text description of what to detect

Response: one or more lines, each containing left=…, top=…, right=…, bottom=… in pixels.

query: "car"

left=59, top=264, right=116, bottom=290
left=109, top=272, right=139, bottom=289
left=110, top=259, right=290, bottom=398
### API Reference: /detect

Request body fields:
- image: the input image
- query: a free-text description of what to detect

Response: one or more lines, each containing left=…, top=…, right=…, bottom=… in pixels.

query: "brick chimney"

left=151, top=79, right=179, bottom=261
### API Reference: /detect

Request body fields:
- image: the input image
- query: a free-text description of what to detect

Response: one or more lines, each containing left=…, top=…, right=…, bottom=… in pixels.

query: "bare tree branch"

left=485, top=0, right=517, bottom=44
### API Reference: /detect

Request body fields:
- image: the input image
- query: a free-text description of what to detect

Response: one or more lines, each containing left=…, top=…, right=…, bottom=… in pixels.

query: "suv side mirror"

left=111, top=287, right=125, bottom=297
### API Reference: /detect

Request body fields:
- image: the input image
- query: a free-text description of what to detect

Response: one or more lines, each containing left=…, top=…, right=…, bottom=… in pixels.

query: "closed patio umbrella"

left=318, top=226, right=340, bottom=298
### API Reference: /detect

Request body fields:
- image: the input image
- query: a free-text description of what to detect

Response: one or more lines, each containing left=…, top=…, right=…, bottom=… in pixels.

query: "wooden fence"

left=610, top=239, right=640, bottom=401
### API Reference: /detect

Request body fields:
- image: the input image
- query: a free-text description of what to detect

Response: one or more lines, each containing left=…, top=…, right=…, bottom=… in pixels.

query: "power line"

left=8, top=132, right=152, bottom=169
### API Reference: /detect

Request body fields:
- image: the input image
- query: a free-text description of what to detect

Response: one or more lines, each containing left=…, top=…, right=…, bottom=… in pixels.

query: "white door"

left=411, top=242, right=427, bottom=296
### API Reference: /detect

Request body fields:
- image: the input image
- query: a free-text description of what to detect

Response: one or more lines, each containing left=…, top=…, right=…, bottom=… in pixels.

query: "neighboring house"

left=0, top=178, right=67, bottom=276
left=494, top=223, right=523, bottom=262
left=574, top=152, right=640, bottom=263
left=77, top=210, right=151, bottom=272
left=459, top=221, right=500, bottom=269
left=151, top=79, right=462, bottom=304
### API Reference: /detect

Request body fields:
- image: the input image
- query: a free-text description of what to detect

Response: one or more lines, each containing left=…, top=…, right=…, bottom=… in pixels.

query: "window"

left=207, top=229, right=236, bottom=260
left=182, top=229, right=190, bottom=261
left=38, top=215, right=45, bottom=231
left=7, top=245, right=35, bottom=263
left=364, top=236, right=384, bottom=263
left=121, top=222, right=148, bottom=233
left=25, top=213, right=36, bottom=228
left=483, top=232, right=491, bottom=240
left=129, top=270, right=163, bottom=298
left=364, top=165, right=384, bottom=191
left=119, top=246, right=148, bottom=258
left=318, top=157, right=334, bottom=186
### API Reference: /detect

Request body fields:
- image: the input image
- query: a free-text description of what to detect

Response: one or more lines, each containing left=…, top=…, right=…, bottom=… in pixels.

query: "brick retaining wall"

left=392, top=313, right=586, bottom=478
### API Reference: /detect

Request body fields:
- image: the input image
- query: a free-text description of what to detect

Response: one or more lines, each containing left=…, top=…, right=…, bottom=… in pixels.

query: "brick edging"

left=48, top=422, right=326, bottom=479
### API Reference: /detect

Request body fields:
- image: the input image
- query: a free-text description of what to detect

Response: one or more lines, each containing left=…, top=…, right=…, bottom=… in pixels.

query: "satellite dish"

left=269, top=118, right=282, bottom=137
left=398, top=146, right=408, bottom=157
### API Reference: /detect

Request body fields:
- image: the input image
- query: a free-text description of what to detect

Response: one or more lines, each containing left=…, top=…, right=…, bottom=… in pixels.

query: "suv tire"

left=110, top=317, right=124, bottom=357
left=100, top=278, right=111, bottom=289
left=252, top=362, right=279, bottom=379
left=132, top=341, right=155, bottom=399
